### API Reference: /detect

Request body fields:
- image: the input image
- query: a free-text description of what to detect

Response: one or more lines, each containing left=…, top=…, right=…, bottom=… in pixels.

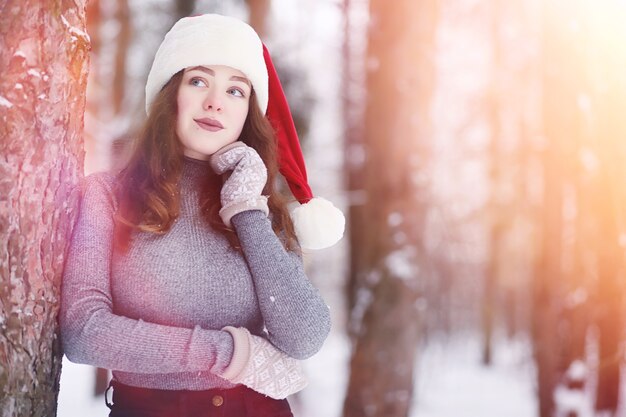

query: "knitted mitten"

left=209, top=141, right=269, bottom=227
left=221, top=326, right=308, bottom=399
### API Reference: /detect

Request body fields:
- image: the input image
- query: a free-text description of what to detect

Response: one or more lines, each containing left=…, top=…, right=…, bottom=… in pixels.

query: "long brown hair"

left=112, top=70, right=299, bottom=253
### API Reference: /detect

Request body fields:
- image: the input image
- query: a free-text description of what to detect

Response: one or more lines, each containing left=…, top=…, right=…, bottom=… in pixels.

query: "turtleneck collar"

left=181, top=155, right=212, bottom=181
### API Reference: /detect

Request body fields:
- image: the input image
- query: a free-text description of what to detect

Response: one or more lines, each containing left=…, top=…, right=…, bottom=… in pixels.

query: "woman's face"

left=176, top=65, right=251, bottom=160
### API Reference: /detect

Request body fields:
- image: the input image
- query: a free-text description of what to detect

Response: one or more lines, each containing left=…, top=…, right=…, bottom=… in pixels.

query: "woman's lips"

left=195, top=118, right=224, bottom=132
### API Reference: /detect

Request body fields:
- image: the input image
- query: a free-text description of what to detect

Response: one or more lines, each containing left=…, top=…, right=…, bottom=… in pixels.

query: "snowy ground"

left=411, top=334, right=537, bottom=417
left=57, top=331, right=538, bottom=417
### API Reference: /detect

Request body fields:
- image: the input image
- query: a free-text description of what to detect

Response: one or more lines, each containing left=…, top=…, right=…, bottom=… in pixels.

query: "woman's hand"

left=220, top=326, right=308, bottom=399
left=209, top=142, right=269, bottom=227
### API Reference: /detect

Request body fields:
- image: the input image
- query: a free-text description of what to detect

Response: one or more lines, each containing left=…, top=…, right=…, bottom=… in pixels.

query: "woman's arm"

left=231, top=210, right=331, bottom=360
left=60, top=173, right=233, bottom=374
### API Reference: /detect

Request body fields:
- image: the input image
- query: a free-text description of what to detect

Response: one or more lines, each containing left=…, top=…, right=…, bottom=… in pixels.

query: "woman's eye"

left=190, top=77, right=207, bottom=87
left=228, top=88, right=245, bottom=98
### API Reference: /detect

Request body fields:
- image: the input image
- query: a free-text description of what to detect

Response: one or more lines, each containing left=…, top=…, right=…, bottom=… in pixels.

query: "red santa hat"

left=145, top=13, right=344, bottom=250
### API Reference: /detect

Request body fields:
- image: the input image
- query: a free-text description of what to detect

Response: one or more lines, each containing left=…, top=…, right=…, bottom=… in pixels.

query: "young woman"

left=60, top=13, right=344, bottom=417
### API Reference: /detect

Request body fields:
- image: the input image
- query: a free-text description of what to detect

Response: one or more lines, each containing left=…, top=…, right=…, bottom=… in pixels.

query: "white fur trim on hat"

left=145, top=14, right=268, bottom=115
left=291, top=197, right=345, bottom=250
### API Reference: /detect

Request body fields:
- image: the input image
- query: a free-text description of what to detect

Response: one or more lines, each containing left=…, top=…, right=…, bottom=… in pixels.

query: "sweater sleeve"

left=60, top=173, right=234, bottom=374
left=230, top=210, right=331, bottom=360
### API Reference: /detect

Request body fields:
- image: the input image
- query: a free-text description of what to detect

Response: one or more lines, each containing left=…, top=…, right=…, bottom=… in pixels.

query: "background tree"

left=532, top=0, right=573, bottom=414
left=584, top=3, right=626, bottom=413
left=246, top=0, right=270, bottom=38
left=532, top=2, right=626, bottom=415
left=342, top=0, right=437, bottom=416
left=342, top=0, right=367, bottom=341
left=0, top=1, right=89, bottom=416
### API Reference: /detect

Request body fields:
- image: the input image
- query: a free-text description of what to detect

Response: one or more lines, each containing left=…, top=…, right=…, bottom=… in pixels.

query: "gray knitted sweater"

left=60, top=157, right=331, bottom=390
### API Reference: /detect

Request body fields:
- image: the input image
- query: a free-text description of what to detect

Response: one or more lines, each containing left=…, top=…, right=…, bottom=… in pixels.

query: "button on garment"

left=212, top=395, right=224, bottom=407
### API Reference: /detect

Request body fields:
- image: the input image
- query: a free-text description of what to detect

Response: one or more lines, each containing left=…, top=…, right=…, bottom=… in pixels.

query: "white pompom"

left=291, top=197, right=345, bottom=250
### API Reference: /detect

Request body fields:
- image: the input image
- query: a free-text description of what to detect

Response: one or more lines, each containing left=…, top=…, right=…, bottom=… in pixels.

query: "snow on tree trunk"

left=0, top=1, right=89, bottom=416
left=342, top=0, right=437, bottom=416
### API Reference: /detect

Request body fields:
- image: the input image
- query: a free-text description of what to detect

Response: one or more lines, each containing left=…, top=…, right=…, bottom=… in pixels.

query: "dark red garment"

left=106, top=379, right=293, bottom=417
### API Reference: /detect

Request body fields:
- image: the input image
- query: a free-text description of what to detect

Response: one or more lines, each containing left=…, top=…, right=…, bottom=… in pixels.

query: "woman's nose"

left=203, top=91, right=223, bottom=111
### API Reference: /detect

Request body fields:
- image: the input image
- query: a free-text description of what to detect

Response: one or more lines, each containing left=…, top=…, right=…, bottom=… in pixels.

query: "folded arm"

left=231, top=210, right=331, bottom=360
left=60, top=173, right=233, bottom=374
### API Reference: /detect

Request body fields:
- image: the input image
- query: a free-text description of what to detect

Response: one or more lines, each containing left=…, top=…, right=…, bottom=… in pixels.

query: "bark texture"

left=0, top=1, right=89, bottom=415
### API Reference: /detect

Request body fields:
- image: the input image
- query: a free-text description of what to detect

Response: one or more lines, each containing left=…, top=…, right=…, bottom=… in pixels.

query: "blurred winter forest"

left=2, top=0, right=626, bottom=416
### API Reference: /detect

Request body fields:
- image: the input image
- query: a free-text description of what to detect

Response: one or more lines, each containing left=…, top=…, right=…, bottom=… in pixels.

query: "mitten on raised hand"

left=209, top=142, right=269, bottom=227
left=220, top=326, right=308, bottom=399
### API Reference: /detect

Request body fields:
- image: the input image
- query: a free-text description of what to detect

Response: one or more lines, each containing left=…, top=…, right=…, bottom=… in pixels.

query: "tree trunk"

left=482, top=0, right=504, bottom=367
left=342, top=0, right=369, bottom=341
left=84, top=0, right=135, bottom=174
left=0, top=1, right=89, bottom=416
left=112, top=0, right=131, bottom=115
left=342, top=0, right=437, bottom=416
left=532, top=128, right=563, bottom=417
left=246, top=0, right=270, bottom=38
left=533, top=1, right=574, bottom=415
left=175, top=0, right=196, bottom=20
left=591, top=8, right=625, bottom=408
